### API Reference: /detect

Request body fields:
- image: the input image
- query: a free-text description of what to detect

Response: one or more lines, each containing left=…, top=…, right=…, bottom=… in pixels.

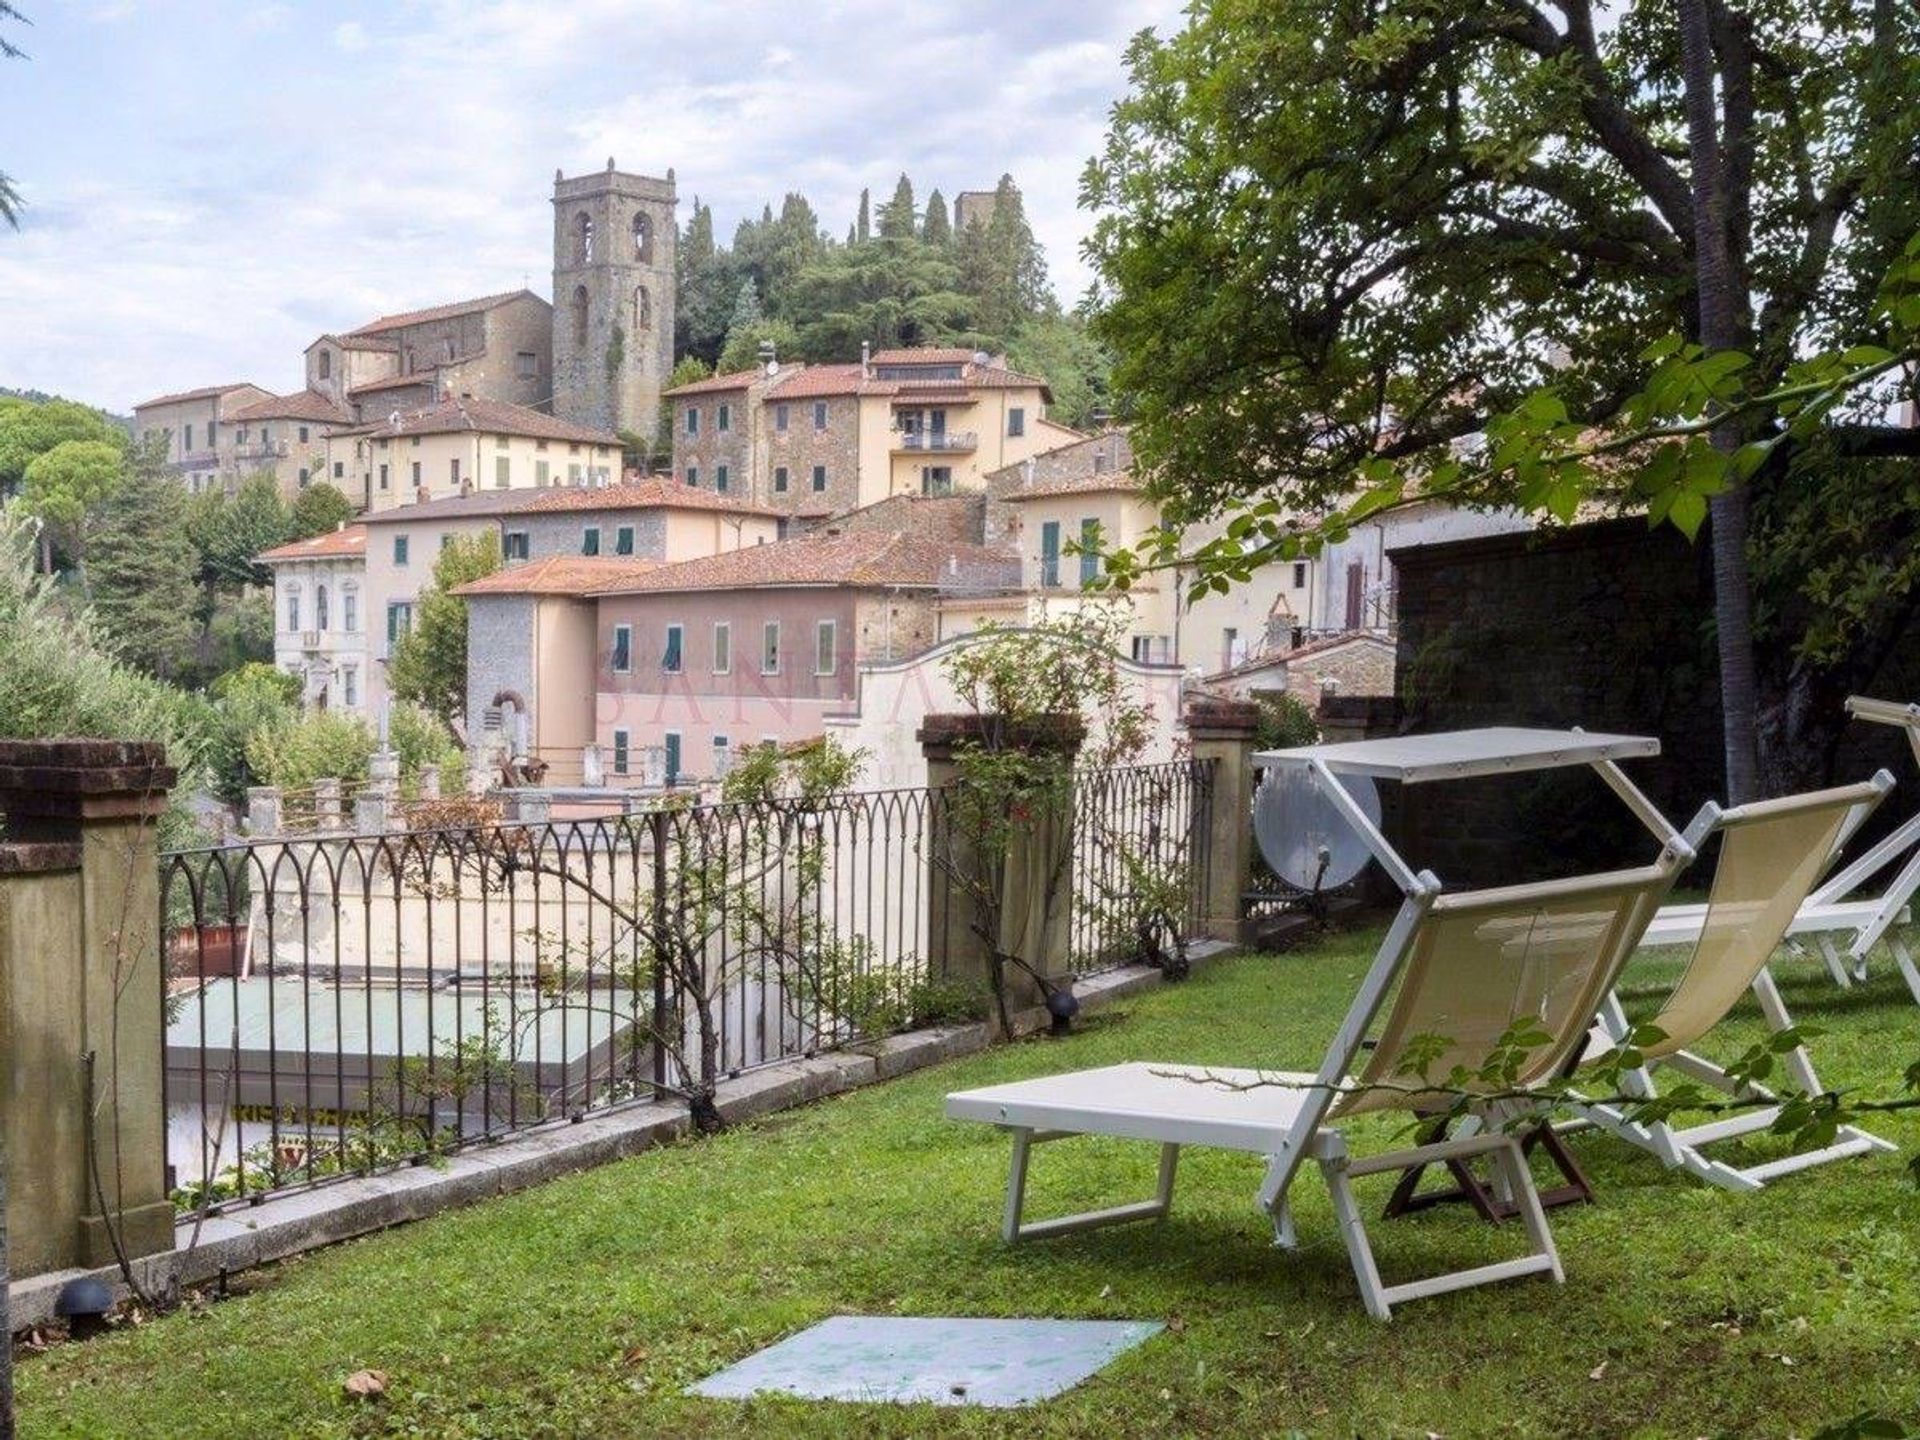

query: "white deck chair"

left=1643, top=699, right=1920, bottom=1000
left=946, top=851, right=1688, bottom=1320
left=1574, top=776, right=1898, bottom=1193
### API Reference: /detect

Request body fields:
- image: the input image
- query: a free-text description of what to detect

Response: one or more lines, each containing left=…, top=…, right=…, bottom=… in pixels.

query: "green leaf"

left=1667, top=489, right=1709, bottom=539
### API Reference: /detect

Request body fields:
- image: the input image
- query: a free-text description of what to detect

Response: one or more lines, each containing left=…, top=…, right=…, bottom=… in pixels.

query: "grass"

left=19, top=929, right=1920, bottom=1438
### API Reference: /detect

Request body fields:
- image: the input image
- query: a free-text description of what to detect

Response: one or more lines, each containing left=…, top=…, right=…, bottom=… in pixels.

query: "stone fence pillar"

left=1182, top=698, right=1262, bottom=943
left=416, top=763, right=441, bottom=801
left=919, top=714, right=1083, bottom=1017
left=0, top=740, right=177, bottom=1276
left=581, top=743, right=605, bottom=789
left=314, top=776, right=343, bottom=830
left=245, top=785, right=281, bottom=837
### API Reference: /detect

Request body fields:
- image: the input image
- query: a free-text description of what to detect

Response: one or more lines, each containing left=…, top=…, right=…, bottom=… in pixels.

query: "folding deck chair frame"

left=948, top=848, right=1690, bottom=1320
left=1572, top=775, right=1899, bottom=1193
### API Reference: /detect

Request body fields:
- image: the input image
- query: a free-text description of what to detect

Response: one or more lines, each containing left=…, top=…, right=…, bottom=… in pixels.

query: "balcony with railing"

left=892, top=430, right=977, bottom=454
left=233, top=439, right=291, bottom=462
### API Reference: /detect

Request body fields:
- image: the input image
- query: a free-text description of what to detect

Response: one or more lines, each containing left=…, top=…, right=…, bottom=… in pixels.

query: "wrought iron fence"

left=160, top=760, right=1216, bottom=1213
left=1069, top=760, right=1216, bottom=974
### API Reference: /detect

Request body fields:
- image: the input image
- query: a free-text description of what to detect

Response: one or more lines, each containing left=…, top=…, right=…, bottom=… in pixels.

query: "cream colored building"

left=130, top=382, right=272, bottom=493
left=327, top=396, right=621, bottom=514
left=257, top=524, right=371, bottom=714
left=953, top=430, right=1319, bottom=671
left=215, top=389, right=356, bottom=503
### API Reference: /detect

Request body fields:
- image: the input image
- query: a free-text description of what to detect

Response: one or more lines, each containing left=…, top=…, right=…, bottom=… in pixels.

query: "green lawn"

left=20, top=931, right=1920, bottom=1438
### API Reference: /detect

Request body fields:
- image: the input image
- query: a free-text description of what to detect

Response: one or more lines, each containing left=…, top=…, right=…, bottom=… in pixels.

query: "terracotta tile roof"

left=869, top=347, right=981, bottom=366
left=521, top=477, right=781, bottom=517
left=308, top=332, right=400, bottom=354
left=454, top=555, right=662, bottom=597
left=224, top=389, right=354, bottom=425
left=996, top=473, right=1140, bottom=501
left=337, top=396, right=619, bottom=446
left=662, top=368, right=759, bottom=398
left=1203, top=631, right=1392, bottom=683
left=256, top=524, right=368, bottom=563
left=988, top=430, right=1137, bottom=500
left=942, top=364, right=1049, bottom=392
left=766, top=363, right=879, bottom=401
left=765, top=354, right=1051, bottom=402
left=359, top=476, right=770, bottom=526
left=348, top=289, right=541, bottom=336
left=589, top=531, right=1019, bottom=596
left=349, top=373, right=441, bottom=397
left=133, top=382, right=264, bottom=410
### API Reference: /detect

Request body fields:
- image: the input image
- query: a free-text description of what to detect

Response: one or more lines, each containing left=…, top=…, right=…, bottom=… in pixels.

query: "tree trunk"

left=1679, top=0, right=1763, bottom=803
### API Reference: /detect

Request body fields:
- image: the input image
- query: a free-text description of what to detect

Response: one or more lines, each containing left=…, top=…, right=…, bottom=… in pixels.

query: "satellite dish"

left=1254, top=767, right=1380, bottom=892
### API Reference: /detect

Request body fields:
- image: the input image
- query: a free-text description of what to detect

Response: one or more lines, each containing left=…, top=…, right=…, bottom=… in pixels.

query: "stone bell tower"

left=551, top=159, right=678, bottom=439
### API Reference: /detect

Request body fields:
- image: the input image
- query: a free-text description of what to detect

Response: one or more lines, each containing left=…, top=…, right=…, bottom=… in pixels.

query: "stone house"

left=664, top=346, right=1074, bottom=522
left=1201, top=632, right=1398, bottom=706
left=216, top=389, right=356, bottom=502
left=306, top=289, right=555, bottom=422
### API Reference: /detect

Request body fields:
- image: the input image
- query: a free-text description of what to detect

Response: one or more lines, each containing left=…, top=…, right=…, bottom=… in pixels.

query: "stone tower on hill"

left=551, top=160, right=677, bottom=442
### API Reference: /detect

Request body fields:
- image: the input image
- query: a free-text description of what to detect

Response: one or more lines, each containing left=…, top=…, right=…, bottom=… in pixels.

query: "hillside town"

left=127, top=162, right=1523, bottom=804
left=5, top=4, right=1920, bottom=1437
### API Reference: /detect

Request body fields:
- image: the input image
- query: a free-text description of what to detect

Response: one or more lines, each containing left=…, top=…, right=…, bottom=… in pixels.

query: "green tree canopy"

left=85, top=452, right=198, bottom=680
left=187, top=473, right=291, bottom=591
left=1088, top=0, right=1920, bottom=791
left=877, top=173, right=917, bottom=241
left=922, top=189, right=951, bottom=247
left=0, top=508, right=202, bottom=778
left=1, top=398, right=123, bottom=491
left=289, top=480, right=355, bottom=539
left=18, top=437, right=123, bottom=564
left=388, top=530, right=501, bottom=725
left=1006, top=313, right=1111, bottom=432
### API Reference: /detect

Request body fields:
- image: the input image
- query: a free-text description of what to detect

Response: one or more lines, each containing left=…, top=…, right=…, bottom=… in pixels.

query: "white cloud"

left=0, top=0, right=1186, bottom=409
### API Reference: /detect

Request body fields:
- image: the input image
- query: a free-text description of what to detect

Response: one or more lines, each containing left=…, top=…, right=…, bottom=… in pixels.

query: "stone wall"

left=819, top=493, right=986, bottom=543
left=466, top=594, right=540, bottom=742
left=512, top=509, right=667, bottom=562
left=764, top=394, right=863, bottom=516
left=1388, top=519, right=1726, bottom=884
left=1388, top=517, right=1920, bottom=885
left=673, top=387, right=753, bottom=495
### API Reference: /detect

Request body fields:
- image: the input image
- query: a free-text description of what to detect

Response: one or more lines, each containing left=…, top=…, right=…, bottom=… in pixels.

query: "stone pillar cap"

left=0, top=738, right=176, bottom=822
left=1181, top=698, right=1262, bottom=740
left=917, top=712, right=1085, bottom=761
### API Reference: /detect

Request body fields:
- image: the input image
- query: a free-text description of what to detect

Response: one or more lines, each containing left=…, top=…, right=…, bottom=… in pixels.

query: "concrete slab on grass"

left=688, top=1315, right=1163, bottom=1408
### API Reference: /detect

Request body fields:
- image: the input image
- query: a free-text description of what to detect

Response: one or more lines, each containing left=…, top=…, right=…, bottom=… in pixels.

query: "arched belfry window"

left=571, top=285, right=590, bottom=346
left=634, top=285, right=651, bottom=331
left=574, top=211, right=594, bottom=264
left=633, top=212, right=653, bottom=263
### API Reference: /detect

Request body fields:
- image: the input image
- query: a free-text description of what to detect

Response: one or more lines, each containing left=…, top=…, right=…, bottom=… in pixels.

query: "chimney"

left=860, top=339, right=871, bottom=377
left=1022, top=456, right=1035, bottom=489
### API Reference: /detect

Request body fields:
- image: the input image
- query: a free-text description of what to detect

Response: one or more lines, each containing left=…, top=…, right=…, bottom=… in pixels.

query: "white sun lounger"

left=947, top=848, right=1689, bottom=1320
left=1574, top=776, right=1899, bottom=1192
left=1643, top=699, right=1920, bottom=1000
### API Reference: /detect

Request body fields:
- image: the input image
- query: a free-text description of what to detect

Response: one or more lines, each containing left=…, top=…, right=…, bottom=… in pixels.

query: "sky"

left=0, top=0, right=1187, bottom=412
